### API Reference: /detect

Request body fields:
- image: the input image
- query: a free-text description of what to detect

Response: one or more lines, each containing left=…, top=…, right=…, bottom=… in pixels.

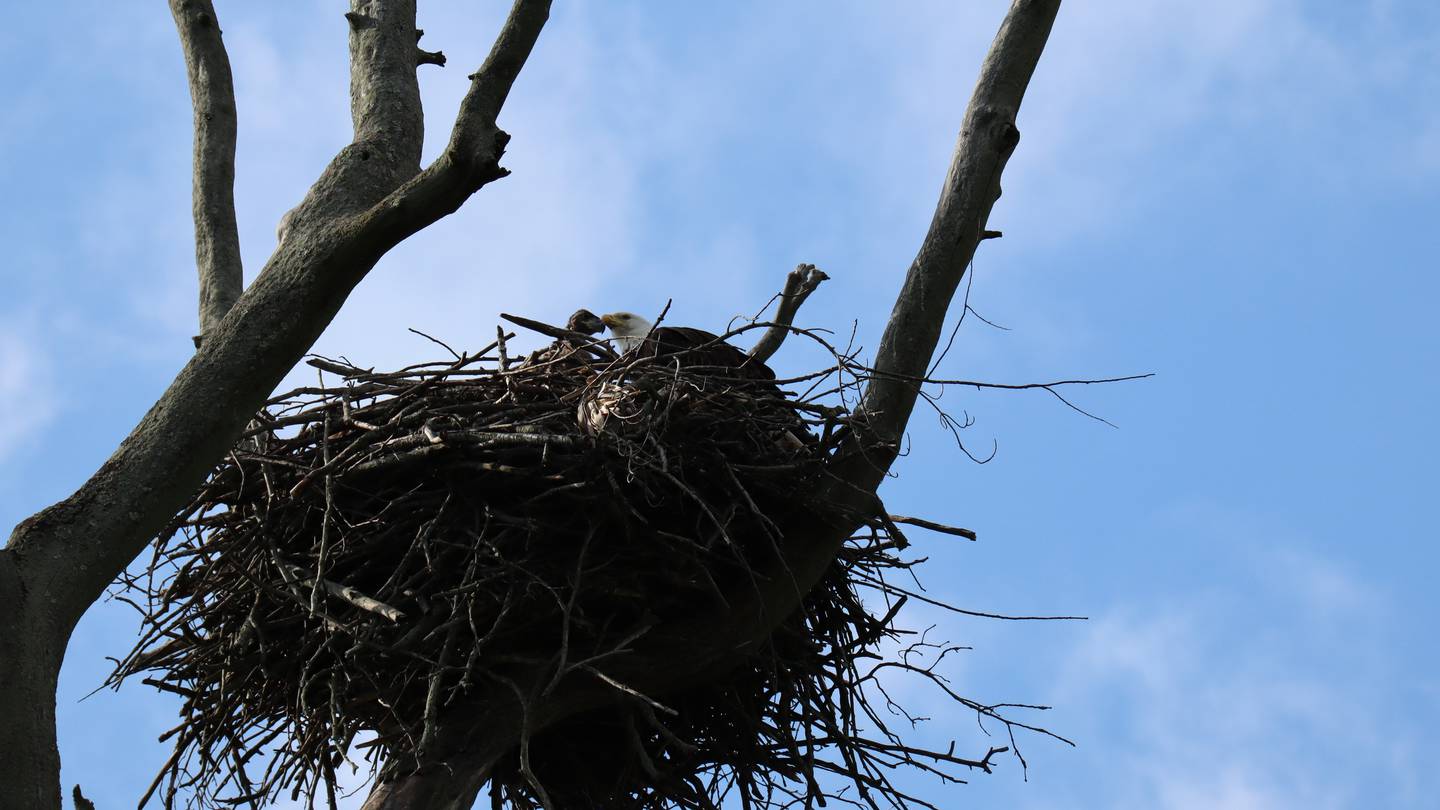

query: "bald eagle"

left=521, top=309, right=611, bottom=369
left=566, top=309, right=607, bottom=336
left=599, top=311, right=775, bottom=382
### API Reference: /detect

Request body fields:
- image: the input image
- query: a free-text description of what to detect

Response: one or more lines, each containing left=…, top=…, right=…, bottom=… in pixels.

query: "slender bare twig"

left=888, top=515, right=977, bottom=541
left=282, top=563, right=407, bottom=623
left=853, top=366, right=1154, bottom=426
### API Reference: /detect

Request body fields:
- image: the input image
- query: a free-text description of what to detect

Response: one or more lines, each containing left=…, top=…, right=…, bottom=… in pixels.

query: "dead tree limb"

left=707, top=0, right=1064, bottom=635
left=169, top=0, right=242, bottom=345
left=354, top=0, right=552, bottom=246
left=749, top=263, right=830, bottom=363
left=844, top=0, right=1061, bottom=492
left=356, top=2, right=1062, bottom=807
left=347, top=0, right=425, bottom=159
left=0, top=2, right=553, bottom=807
left=0, top=0, right=1057, bottom=806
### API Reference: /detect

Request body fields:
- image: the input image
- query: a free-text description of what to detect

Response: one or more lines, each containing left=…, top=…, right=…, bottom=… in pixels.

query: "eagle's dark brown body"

left=631, top=326, right=776, bottom=382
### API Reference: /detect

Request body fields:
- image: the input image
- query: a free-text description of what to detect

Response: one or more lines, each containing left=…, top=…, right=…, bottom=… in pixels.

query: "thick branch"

left=5, top=0, right=552, bottom=658
left=748, top=263, right=829, bottom=363
left=1, top=3, right=556, bottom=807
left=274, top=0, right=549, bottom=270
left=274, top=0, right=441, bottom=248
left=343, top=0, right=552, bottom=247
left=346, top=0, right=424, bottom=163
left=0, top=549, right=63, bottom=810
left=453, top=0, right=550, bottom=154
left=169, top=0, right=242, bottom=344
left=360, top=4, right=1062, bottom=803
left=846, top=0, right=1061, bottom=491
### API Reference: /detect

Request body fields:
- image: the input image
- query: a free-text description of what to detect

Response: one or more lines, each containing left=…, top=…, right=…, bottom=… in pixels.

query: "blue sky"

left=2, top=1, right=1437, bottom=808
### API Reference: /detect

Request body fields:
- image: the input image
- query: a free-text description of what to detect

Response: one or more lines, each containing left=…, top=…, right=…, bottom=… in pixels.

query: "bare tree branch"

left=8, top=0, right=551, bottom=646
left=169, top=0, right=242, bottom=345
left=277, top=0, right=550, bottom=258
left=298, top=0, right=553, bottom=251
left=274, top=0, right=440, bottom=247
left=356, top=5, right=1062, bottom=805
left=3, top=1, right=1058, bottom=806
left=453, top=0, right=551, bottom=153
left=346, top=0, right=424, bottom=160
left=0, top=3, right=554, bottom=805
left=844, top=0, right=1062, bottom=491
left=415, top=28, right=448, bottom=67
left=889, top=514, right=978, bottom=541
left=748, top=263, right=829, bottom=363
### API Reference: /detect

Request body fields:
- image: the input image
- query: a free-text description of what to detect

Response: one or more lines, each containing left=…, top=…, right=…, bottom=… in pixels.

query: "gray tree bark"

left=170, top=0, right=242, bottom=345
left=0, top=1, right=1060, bottom=808
left=0, top=1, right=551, bottom=807
left=842, top=0, right=1059, bottom=491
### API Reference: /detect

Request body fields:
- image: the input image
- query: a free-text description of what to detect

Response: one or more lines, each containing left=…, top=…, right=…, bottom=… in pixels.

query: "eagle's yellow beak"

left=599, top=314, right=620, bottom=329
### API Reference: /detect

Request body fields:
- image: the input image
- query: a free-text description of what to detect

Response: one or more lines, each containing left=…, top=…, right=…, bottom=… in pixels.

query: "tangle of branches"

left=111, top=315, right=1079, bottom=810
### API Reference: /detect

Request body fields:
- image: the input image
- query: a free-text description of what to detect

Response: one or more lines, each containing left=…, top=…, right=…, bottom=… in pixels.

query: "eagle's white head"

left=600, top=311, right=653, bottom=352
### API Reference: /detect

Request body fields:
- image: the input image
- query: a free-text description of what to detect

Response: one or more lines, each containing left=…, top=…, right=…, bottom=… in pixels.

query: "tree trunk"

left=0, top=551, right=65, bottom=810
left=0, top=3, right=550, bottom=805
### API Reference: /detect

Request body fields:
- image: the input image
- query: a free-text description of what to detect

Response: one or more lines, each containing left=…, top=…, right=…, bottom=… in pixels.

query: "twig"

left=282, top=564, right=406, bottom=623
left=581, top=665, right=678, bottom=717
left=407, top=328, right=461, bottom=361
left=888, top=515, right=977, bottom=541
left=116, top=309, right=1082, bottom=809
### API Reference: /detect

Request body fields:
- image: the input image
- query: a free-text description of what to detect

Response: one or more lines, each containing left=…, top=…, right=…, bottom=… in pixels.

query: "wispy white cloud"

left=1038, top=541, right=1430, bottom=810
left=18, top=5, right=1439, bottom=810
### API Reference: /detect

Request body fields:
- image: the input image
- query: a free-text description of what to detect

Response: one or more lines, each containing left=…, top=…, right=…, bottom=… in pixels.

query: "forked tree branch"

left=842, top=0, right=1061, bottom=492
left=276, top=0, right=449, bottom=248
left=169, top=0, right=242, bottom=345
left=338, top=0, right=551, bottom=247
left=9, top=0, right=550, bottom=644
left=1, top=1, right=1054, bottom=806
left=748, top=263, right=830, bottom=363
left=357, top=3, right=1061, bottom=807
left=0, top=3, right=553, bottom=806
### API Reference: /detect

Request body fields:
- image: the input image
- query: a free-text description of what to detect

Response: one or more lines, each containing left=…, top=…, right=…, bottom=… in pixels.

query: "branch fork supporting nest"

left=111, top=315, right=1068, bottom=810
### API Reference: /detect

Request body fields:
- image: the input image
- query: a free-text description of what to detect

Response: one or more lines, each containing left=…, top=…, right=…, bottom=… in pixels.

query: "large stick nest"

left=113, top=318, right=1051, bottom=809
